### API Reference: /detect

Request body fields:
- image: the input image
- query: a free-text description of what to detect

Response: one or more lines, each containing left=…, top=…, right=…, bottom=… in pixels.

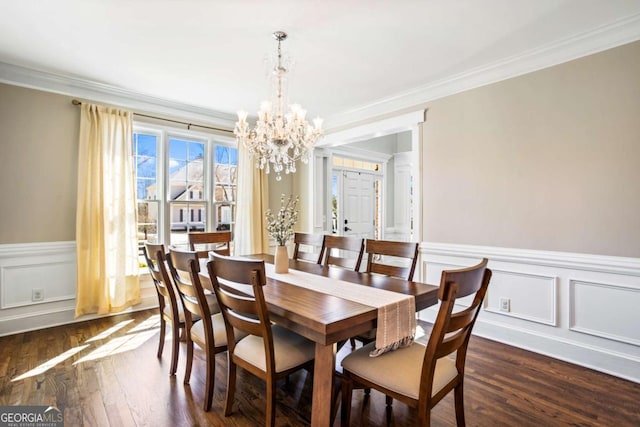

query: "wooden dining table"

left=201, top=253, right=439, bottom=427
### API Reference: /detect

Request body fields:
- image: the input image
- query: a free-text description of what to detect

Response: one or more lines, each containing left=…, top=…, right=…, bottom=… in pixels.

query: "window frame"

left=133, top=122, right=237, bottom=250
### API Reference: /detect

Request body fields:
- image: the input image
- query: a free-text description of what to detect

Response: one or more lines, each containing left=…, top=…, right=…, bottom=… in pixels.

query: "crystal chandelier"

left=234, top=31, right=323, bottom=181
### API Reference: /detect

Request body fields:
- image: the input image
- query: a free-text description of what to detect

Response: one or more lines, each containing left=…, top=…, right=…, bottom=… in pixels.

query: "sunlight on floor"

left=11, top=315, right=162, bottom=381
left=85, top=319, right=135, bottom=343
left=74, top=328, right=158, bottom=364
left=127, top=314, right=161, bottom=333
left=12, top=345, right=90, bottom=381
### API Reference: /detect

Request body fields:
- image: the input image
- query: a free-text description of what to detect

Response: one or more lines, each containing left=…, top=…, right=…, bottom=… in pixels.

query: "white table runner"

left=264, top=263, right=415, bottom=356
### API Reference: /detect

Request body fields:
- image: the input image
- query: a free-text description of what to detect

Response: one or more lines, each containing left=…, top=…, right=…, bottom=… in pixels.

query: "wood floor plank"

left=0, top=308, right=638, bottom=426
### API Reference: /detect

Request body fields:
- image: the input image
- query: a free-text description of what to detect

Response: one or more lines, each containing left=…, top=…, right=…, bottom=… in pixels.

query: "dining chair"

left=166, top=248, right=231, bottom=411
left=292, top=232, right=325, bottom=263
left=207, top=253, right=316, bottom=427
left=350, top=239, right=420, bottom=348
left=188, top=231, right=232, bottom=258
left=143, top=242, right=184, bottom=376
left=341, top=258, right=492, bottom=427
left=322, top=235, right=365, bottom=271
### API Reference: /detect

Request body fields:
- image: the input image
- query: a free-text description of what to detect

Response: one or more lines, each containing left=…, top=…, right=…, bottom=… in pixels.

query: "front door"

left=342, top=171, right=375, bottom=240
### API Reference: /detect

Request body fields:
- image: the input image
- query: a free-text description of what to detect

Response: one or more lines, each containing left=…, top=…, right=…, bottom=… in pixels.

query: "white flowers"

left=265, top=194, right=299, bottom=246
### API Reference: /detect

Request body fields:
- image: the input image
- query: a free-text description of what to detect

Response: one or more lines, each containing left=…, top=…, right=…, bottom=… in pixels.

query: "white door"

left=342, top=171, right=375, bottom=239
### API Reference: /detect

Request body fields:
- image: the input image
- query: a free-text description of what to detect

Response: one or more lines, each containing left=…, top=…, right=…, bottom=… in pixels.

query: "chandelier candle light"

left=234, top=31, right=323, bottom=181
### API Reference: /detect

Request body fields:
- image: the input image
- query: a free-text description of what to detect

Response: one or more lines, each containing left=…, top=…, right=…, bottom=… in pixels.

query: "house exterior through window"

left=132, top=125, right=238, bottom=260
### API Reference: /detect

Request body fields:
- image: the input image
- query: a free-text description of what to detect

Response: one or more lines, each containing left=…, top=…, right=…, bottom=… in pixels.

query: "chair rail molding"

left=0, top=241, right=157, bottom=337
left=418, top=242, right=640, bottom=384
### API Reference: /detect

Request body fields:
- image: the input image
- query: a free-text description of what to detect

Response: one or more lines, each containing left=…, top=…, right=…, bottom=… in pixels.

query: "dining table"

left=200, top=253, right=440, bottom=427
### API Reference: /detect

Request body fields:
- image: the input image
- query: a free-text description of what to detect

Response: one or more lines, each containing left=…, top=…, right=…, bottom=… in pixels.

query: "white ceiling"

left=1, top=1, right=640, bottom=128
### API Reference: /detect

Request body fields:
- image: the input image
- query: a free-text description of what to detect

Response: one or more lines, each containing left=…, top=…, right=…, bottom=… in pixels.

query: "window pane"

left=215, top=204, right=234, bottom=230
left=215, top=145, right=229, bottom=164
left=212, top=145, right=238, bottom=232
left=137, top=201, right=158, bottom=243
left=169, top=202, right=207, bottom=248
left=214, top=184, right=237, bottom=202
left=133, top=133, right=158, bottom=200
left=169, top=138, right=205, bottom=202
left=169, top=138, right=187, bottom=160
left=136, top=134, right=157, bottom=156
left=189, top=141, right=204, bottom=160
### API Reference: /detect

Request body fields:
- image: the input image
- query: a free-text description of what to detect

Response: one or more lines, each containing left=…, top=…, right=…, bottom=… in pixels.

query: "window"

left=133, top=133, right=160, bottom=243
left=132, top=125, right=238, bottom=257
left=213, top=146, right=238, bottom=231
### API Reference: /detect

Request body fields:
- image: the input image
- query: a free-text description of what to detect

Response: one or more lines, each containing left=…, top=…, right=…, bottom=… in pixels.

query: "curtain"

left=75, top=103, right=140, bottom=317
left=234, top=142, right=269, bottom=256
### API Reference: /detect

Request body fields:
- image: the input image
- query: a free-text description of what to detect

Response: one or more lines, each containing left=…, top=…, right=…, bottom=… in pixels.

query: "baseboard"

left=0, top=294, right=159, bottom=337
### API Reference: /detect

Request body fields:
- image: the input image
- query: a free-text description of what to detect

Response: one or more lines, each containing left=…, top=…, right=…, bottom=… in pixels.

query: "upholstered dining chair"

left=207, top=253, right=316, bottom=427
left=341, top=258, right=492, bottom=427
left=166, top=248, right=232, bottom=411
left=188, top=231, right=232, bottom=258
left=143, top=242, right=183, bottom=376
left=322, top=235, right=365, bottom=271
left=350, top=239, right=420, bottom=348
left=292, top=232, right=325, bottom=263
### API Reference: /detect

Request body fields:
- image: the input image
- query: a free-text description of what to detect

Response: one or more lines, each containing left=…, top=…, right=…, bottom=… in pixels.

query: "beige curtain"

left=75, top=103, right=140, bottom=317
left=234, top=142, right=269, bottom=256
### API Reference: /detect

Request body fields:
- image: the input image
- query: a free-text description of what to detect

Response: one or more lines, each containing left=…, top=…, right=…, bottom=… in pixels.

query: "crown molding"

left=323, top=12, right=640, bottom=130
left=2, top=12, right=639, bottom=132
left=0, top=62, right=236, bottom=129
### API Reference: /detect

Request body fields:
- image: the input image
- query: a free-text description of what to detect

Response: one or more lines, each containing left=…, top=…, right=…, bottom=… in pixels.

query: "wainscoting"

left=419, top=242, right=640, bottom=383
left=0, top=241, right=157, bottom=336
left=2, top=241, right=639, bottom=384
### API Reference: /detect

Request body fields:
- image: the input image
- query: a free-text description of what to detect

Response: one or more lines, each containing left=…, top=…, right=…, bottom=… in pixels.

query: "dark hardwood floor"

left=0, top=309, right=638, bottom=426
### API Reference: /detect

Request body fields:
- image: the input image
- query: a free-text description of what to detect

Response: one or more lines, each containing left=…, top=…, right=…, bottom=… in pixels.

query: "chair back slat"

left=322, top=235, right=365, bottom=271
left=293, top=232, right=325, bottom=263
left=188, top=231, right=232, bottom=258
left=167, top=248, right=211, bottom=321
left=365, top=239, right=419, bottom=280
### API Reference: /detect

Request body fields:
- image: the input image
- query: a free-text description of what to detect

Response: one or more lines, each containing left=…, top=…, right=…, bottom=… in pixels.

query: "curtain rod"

left=71, top=99, right=232, bottom=133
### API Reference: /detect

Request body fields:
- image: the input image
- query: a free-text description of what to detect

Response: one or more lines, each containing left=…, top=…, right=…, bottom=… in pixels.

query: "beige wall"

left=2, top=41, right=639, bottom=258
left=422, top=41, right=640, bottom=257
left=0, top=84, right=79, bottom=244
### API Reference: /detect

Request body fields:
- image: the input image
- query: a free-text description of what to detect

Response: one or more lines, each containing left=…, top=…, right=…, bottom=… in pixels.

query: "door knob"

left=344, top=226, right=352, bottom=232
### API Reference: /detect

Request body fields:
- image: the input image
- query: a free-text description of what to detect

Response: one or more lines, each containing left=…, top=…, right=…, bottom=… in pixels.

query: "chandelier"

left=234, top=31, right=323, bottom=181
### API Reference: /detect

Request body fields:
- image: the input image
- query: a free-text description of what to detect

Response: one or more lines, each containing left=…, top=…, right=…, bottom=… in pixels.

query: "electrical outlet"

left=32, top=288, right=44, bottom=302
left=499, top=297, right=510, bottom=312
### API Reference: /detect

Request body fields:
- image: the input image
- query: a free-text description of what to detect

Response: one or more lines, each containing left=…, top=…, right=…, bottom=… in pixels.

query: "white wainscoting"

left=419, top=242, right=640, bottom=384
left=0, top=241, right=158, bottom=337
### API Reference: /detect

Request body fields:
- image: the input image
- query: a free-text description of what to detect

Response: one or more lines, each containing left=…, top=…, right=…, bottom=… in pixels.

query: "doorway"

left=314, top=110, right=424, bottom=242
left=332, top=169, right=380, bottom=240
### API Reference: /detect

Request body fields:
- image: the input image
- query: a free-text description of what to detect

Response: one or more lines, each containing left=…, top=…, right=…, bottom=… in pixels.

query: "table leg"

left=311, top=342, right=335, bottom=427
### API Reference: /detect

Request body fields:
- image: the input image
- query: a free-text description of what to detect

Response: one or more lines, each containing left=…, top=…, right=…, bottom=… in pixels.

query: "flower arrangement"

left=265, top=194, right=299, bottom=246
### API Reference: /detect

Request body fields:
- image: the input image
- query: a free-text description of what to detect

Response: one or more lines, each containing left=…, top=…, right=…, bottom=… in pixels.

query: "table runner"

left=264, top=263, right=415, bottom=357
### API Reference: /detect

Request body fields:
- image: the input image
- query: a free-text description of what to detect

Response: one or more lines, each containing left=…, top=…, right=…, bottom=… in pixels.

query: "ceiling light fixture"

left=234, top=31, right=323, bottom=181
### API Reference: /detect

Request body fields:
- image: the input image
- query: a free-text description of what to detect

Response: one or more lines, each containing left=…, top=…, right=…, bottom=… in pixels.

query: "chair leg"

left=184, top=335, right=193, bottom=385
left=157, top=317, right=166, bottom=358
left=349, top=337, right=357, bottom=349
left=341, top=375, right=353, bottom=426
left=454, top=382, right=466, bottom=427
left=169, top=323, right=180, bottom=376
left=385, top=395, right=393, bottom=425
left=203, top=347, right=215, bottom=411
left=266, top=376, right=277, bottom=427
left=224, top=356, right=236, bottom=416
